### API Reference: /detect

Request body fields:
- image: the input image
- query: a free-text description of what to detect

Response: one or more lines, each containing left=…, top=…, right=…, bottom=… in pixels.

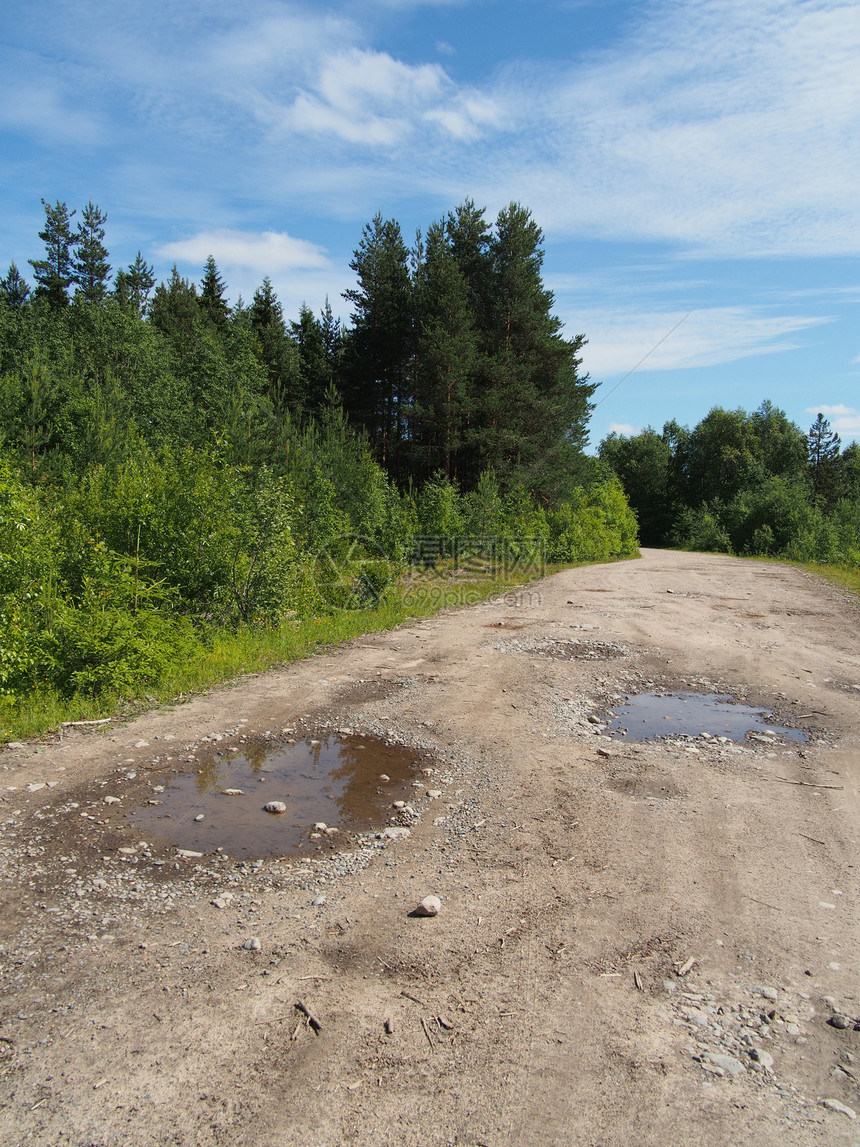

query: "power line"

left=593, top=310, right=695, bottom=410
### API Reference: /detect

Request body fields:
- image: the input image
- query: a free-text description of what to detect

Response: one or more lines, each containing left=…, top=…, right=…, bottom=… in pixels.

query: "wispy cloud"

left=607, top=422, right=641, bottom=436
left=3, top=0, right=860, bottom=263
left=475, top=0, right=860, bottom=255
left=573, top=306, right=832, bottom=378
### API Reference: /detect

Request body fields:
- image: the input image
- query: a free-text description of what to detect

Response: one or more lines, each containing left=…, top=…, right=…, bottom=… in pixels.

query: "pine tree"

left=115, top=251, right=156, bottom=317
left=341, top=214, right=414, bottom=475
left=29, top=199, right=76, bottom=309
left=412, top=220, right=477, bottom=481
left=0, top=262, right=31, bottom=308
left=72, top=201, right=111, bottom=303
left=481, top=203, right=594, bottom=501
left=199, top=255, right=231, bottom=329
left=319, top=297, right=343, bottom=377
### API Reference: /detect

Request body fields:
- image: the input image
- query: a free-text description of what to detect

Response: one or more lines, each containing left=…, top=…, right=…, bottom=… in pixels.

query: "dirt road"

left=1, top=549, right=859, bottom=1145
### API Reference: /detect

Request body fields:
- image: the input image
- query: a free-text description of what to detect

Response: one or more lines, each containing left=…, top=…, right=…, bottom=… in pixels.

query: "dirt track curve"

left=1, top=549, right=859, bottom=1146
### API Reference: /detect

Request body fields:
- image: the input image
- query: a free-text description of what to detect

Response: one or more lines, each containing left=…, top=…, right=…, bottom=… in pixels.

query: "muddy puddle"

left=605, top=692, right=806, bottom=742
left=131, top=734, right=423, bottom=858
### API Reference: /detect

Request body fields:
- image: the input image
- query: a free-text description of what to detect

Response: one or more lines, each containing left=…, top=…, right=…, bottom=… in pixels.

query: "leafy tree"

left=0, top=263, right=31, bottom=308
left=598, top=427, right=673, bottom=545
left=199, top=255, right=231, bottom=329
left=72, top=201, right=111, bottom=304
left=29, top=199, right=76, bottom=309
left=675, top=407, right=762, bottom=506
left=749, top=400, right=807, bottom=481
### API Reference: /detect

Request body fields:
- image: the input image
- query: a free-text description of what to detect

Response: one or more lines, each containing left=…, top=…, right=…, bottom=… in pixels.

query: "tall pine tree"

left=72, top=201, right=111, bottom=304
left=250, top=277, right=300, bottom=414
left=341, top=214, right=414, bottom=477
left=29, top=199, right=76, bottom=309
left=412, top=220, right=477, bottom=481
left=481, top=203, right=593, bottom=501
left=114, top=251, right=156, bottom=317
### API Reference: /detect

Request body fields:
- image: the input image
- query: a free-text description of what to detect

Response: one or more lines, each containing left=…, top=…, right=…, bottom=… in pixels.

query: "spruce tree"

left=250, top=277, right=301, bottom=413
left=199, top=255, right=231, bottom=329
left=290, top=304, right=330, bottom=413
left=149, top=266, right=200, bottom=339
left=808, top=412, right=842, bottom=509
left=29, top=199, right=76, bottom=309
left=72, top=201, right=111, bottom=303
left=0, top=262, right=31, bottom=308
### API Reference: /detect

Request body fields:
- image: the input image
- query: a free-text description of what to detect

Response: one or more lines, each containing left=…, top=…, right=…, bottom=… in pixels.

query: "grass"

left=790, top=560, right=860, bottom=597
left=0, top=562, right=570, bottom=744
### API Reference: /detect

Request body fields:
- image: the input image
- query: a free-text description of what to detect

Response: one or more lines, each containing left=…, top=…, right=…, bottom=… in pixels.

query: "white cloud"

left=276, top=47, right=502, bottom=146
left=804, top=404, right=860, bottom=435
left=805, top=404, right=858, bottom=417
left=572, top=306, right=832, bottom=378
left=157, top=230, right=330, bottom=274
left=607, top=423, right=641, bottom=437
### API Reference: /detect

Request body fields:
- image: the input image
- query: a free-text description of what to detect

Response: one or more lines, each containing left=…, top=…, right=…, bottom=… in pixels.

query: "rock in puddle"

left=264, top=801, right=287, bottom=814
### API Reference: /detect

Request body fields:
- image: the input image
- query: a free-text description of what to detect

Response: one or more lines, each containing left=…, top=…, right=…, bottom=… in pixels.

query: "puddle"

left=605, top=692, right=806, bottom=742
left=131, top=734, right=423, bottom=858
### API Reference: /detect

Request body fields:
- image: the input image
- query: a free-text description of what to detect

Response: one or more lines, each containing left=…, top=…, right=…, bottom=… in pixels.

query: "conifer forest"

left=0, top=199, right=638, bottom=725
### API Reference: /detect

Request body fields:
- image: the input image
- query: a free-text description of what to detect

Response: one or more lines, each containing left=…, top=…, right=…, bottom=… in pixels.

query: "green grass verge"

left=790, top=560, right=860, bottom=597
left=0, top=562, right=581, bottom=745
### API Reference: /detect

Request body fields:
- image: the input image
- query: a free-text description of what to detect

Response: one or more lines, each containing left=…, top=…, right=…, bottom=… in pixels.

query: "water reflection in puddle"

left=606, top=692, right=805, bottom=742
left=131, top=734, right=421, bottom=858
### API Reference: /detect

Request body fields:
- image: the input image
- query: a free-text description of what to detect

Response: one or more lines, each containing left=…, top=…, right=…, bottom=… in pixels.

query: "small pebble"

left=243, top=937, right=262, bottom=951
left=413, top=895, right=442, bottom=917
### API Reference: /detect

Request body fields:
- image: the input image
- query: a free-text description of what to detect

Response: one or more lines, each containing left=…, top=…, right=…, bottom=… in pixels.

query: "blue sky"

left=2, top=0, right=859, bottom=447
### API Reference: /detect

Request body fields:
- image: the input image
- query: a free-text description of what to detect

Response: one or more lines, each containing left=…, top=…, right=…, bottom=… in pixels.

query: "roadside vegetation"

left=599, top=403, right=860, bottom=570
left=0, top=199, right=638, bottom=741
